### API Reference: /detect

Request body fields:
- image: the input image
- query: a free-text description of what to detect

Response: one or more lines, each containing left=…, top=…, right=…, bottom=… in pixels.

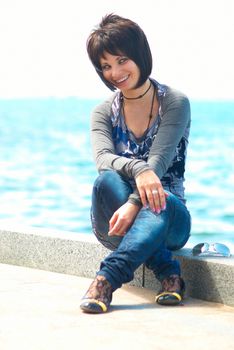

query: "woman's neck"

left=122, top=80, right=151, bottom=101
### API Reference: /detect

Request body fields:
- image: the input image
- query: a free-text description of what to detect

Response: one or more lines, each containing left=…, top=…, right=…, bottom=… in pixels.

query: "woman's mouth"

left=114, top=75, right=129, bottom=86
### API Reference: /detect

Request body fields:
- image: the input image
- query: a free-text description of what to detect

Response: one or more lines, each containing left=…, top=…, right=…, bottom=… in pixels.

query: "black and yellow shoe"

left=155, top=275, right=185, bottom=306
left=80, top=275, right=113, bottom=314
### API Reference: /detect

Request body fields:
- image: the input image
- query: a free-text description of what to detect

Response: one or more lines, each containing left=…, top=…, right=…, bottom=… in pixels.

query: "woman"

left=80, top=13, right=191, bottom=313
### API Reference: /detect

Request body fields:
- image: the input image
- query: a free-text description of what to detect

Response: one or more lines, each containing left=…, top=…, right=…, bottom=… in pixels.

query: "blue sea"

left=0, top=98, right=233, bottom=251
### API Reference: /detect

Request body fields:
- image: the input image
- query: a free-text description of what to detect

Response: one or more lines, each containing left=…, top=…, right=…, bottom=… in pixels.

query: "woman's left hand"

left=135, top=169, right=167, bottom=213
left=108, top=202, right=140, bottom=237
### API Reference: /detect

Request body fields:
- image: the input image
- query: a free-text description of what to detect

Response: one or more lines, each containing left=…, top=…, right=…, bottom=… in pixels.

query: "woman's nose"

left=110, top=65, right=121, bottom=80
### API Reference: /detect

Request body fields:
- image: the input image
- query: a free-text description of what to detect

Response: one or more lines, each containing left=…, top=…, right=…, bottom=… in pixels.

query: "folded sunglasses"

left=192, top=242, right=231, bottom=257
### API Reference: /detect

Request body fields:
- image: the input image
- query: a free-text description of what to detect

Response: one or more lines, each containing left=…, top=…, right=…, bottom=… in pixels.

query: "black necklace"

left=122, top=82, right=152, bottom=100
left=122, top=86, right=156, bottom=135
left=146, top=86, right=156, bottom=131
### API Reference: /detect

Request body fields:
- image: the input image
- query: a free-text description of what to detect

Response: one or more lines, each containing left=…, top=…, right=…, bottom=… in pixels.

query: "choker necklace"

left=122, top=82, right=152, bottom=100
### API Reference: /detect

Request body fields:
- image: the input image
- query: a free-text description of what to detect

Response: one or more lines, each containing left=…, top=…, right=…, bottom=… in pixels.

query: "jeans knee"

left=166, top=212, right=191, bottom=250
left=94, top=170, right=118, bottom=189
left=167, top=232, right=190, bottom=251
left=163, top=193, right=191, bottom=251
left=93, top=170, right=132, bottom=205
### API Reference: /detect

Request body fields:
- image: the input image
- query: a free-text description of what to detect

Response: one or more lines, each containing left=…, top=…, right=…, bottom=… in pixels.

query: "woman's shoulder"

left=164, top=85, right=190, bottom=102
left=154, top=81, right=191, bottom=123
left=159, top=85, right=190, bottom=117
left=159, top=82, right=189, bottom=105
left=152, top=78, right=190, bottom=107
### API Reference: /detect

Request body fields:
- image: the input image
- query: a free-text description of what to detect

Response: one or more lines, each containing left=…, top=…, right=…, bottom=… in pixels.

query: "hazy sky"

left=0, top=0, right=233, bottom=100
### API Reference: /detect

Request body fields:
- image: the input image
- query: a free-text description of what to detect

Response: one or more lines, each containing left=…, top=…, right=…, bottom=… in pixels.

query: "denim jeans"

left=91, top=170, right=191, bottom=291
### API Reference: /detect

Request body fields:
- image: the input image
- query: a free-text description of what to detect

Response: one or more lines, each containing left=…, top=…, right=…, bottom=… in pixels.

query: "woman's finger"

left=154, top=188, right=166, bottom=211
left=151, top=189, right=160, bottom=212
left=149, top=188, right=166, bottom=213
left=138, top=187, right=147, bottom=208
left=159, top=189, right=166, bottom=210
left=109, top=216, right=126, bottom=236
left=109, top=212, right=118, bottom=231
left=108, top=223, right=125, bottom=236
left=146, top=188, right=156, bottom=211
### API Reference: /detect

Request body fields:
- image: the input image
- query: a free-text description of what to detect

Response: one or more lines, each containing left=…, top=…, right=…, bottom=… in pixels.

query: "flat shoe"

left=155, top=275, right=185, bottom=306
left=80, top=299, right=108, bottom=313
left=80, top=275, right=112, bottom=314
left=155, top=291, right=182, bottom=306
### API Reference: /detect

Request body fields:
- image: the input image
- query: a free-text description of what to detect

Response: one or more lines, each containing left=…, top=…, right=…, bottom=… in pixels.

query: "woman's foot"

left=80, top=275, right=113, bottom=313
left=155, top=274, right=185, bottom=306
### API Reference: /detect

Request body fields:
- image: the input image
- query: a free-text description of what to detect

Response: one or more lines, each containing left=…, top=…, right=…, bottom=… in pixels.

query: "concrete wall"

left=0, top=226, right=233, bottom=306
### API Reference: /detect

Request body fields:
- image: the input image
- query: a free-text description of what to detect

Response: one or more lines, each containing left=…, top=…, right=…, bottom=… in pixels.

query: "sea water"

left=0, top=98, right=233, bottom=251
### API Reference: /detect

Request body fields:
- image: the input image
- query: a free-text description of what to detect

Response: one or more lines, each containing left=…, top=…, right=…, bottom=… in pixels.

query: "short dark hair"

left=86, top=14, right=153, bottom=91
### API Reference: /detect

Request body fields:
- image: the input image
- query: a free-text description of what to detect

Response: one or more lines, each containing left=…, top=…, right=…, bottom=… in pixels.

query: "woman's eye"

left=102, top=65, right=110, bottom=71
left=119, top=57, right=128, bottom=64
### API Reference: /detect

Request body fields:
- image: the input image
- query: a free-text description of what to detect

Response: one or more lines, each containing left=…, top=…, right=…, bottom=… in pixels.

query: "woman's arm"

left=128, top=87, right=191, bottom=207
left=91, top=95, right=150, bottom=178
left=147, top=87, right=191, bottom=178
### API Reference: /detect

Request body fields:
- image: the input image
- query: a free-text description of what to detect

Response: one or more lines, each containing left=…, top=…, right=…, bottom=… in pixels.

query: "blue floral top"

left=111, top=80, right=167, bottom=162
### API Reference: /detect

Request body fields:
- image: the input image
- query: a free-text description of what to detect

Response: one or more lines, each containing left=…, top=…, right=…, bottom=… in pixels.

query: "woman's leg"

left=91, top=170, right=133, bottom=250
left=97, top=192, right=191, bottom=291
left=80, top=170, right=134, bottom=313
left=82, top=177, right=190, bottom=312
left=145, top=193, right=191, bottom=282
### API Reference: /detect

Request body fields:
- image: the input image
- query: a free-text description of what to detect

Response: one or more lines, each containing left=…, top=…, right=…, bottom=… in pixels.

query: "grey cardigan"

left=90, top=84, right=191, bottom=206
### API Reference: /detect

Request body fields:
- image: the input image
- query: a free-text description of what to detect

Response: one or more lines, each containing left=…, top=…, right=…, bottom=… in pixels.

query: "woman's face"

left=100, top=52, right=140, bottom=92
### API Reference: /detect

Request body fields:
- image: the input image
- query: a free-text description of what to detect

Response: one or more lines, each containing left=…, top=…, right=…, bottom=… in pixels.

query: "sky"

left=0, top=0, right=233, bottom=100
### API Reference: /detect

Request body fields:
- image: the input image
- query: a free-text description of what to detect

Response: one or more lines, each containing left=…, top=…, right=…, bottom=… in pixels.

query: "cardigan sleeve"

left=147, top=87, right=191, bottom=178
left=91, top=95, right=151, bottom=179
left=127, top=87, right=191, bottom=206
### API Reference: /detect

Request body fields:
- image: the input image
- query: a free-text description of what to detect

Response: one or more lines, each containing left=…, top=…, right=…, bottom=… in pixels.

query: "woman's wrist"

left=127, top=197, right=142, bottom=208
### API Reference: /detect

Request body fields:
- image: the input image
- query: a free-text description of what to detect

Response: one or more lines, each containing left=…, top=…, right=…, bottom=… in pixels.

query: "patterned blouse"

left=110, top=79, right=190, bottom=203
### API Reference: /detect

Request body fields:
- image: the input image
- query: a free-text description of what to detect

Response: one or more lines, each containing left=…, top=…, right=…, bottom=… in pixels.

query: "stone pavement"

left=0, top=263, right=233, bottom=350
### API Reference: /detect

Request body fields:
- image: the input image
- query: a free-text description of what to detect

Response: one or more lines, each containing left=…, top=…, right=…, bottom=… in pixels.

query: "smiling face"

left=100, top=52, right=141, bottom=94
left=87, top=14, right=152, bottom=91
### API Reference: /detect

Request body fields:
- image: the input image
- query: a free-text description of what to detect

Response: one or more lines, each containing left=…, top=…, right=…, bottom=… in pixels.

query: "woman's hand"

left=108, top=202, right=141, bottom=237
left=135, top=170, right=167, bottom=213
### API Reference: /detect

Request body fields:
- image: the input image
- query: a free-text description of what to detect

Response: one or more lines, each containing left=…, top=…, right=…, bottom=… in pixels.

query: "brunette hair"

left=86, top=14, right=152, bottom=91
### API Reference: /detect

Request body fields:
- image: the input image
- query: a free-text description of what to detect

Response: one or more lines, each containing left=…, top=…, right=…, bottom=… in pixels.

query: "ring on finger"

left=152, top=189, right=158, bottom=195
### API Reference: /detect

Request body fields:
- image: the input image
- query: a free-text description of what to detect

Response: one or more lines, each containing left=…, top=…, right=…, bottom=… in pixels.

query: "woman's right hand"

left=108, top=202, right=140, bottom=237
left=135, top=169, right=167, bottom=213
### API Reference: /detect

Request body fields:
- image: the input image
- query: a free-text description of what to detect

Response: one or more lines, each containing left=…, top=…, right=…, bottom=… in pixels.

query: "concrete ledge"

left=0, top=226, right=233, bottom=306
left=145, top=249, right=234, bottom=306
left=0, top=226, right=143, bottom=288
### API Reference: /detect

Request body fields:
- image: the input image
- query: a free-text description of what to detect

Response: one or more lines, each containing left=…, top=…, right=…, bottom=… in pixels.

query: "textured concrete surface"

left=0, top=225, right=233, bottom=306
left=0, top=226, right=142, bottom=287
left=0, top=263, right=234, bottom=350
left=145, top=250, right=234, bottom=306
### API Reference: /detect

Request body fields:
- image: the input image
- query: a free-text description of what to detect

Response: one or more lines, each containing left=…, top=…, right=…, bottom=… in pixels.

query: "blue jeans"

left=91, top=170, right=191, bottom=291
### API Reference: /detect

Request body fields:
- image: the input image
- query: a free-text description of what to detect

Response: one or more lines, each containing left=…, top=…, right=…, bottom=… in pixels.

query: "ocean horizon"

left=0, top=97, right=233, bottom=251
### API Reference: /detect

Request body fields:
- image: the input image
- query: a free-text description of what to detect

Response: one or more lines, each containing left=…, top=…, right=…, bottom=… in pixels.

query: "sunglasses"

left=192, top=243, right=231, bottom=257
